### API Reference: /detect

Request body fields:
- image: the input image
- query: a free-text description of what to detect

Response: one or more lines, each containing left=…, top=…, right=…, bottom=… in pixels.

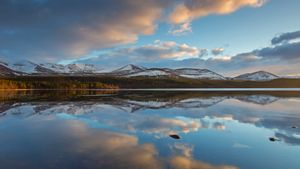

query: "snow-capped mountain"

left=6, top=60, right=55, bottom=74
left=110, top=65, right=226, bottom=80
left=66, top=63, right=100, bottom=73
left=1, top=61, right=59, bottom=74
left=0, top=60, right=287, bottom=81
left=0, top=61, right=104, bottom=75
left=234, top=71, right=279, bottom=81
left=116, top=66, right=226, bottom=80
left=174, top=68, right=226, bottom=80
left=0, top=62, right=24, bottom=76
left=41, top=63, right=102, bottom=73
left=111, top=64, right=145, bottom=75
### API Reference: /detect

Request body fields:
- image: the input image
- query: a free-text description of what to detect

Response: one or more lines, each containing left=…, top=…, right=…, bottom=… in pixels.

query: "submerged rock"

left=269, top=137, right=280, bottom=142
left=169, top=134, right=181, bottom=139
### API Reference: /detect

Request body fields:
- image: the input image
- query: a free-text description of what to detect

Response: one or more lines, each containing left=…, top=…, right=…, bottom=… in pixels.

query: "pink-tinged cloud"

left=168, top=0, right=267, bottom=35
left=169, top=0, right=267, bottom=24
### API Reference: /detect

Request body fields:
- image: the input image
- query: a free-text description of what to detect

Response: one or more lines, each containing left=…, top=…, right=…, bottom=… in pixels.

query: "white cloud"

left=169, top=22, right=192, bottom=36
left=81, top=40, right=206, bottom=65
left=212, top=48, right=225, bottom=55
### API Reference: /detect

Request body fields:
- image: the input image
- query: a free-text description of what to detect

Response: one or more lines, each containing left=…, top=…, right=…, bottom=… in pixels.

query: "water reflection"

left=0, top=119, right=238, bottom=169
left=0, top=90, right=300, bottom=169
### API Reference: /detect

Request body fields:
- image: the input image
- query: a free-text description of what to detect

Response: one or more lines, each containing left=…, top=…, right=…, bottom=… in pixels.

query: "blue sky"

left=136, top=0, right=300, bottom=55
left=1, top=0, right=300, bottom=76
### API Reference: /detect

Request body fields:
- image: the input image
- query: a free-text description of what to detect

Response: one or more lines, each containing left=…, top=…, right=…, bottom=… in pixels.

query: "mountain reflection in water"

left=0, top=90, right=300, bottom=169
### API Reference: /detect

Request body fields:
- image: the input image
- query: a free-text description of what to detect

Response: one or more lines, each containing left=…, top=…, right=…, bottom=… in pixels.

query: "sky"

left=0, top=0, right=300, bottom=76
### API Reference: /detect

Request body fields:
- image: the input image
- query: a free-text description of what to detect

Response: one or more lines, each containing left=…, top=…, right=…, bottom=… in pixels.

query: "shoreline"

left=1, top=88, right=300, bottom=91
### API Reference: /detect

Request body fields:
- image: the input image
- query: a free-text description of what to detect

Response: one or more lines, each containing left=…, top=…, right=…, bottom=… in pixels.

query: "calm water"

left=0, top=90, right=300, bottom=169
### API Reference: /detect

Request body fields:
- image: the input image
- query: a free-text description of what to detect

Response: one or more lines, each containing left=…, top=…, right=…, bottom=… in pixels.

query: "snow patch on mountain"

left=118, top=64, right=142, bottom=71
left=112, top=64, right=145, bottom=75
left=235, top=71, right=279, bottom=81
left=0, top=61, right=8, bottom=66
left=67, top=64, right=96, bottom=73
left=40, top=63, right=67, bottom=73
left=41, top=63, right=104, bottom=73
left=9, top=61, right=39, bottom=73
left=126, top=69, right=171, bottom=77
left=0, top=63, right=23, bottom=76
left=175, top=68, right=226, bottom=80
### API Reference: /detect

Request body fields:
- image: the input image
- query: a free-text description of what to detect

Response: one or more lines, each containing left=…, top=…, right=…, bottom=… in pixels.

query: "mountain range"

left=0, top=60, right=286, bottom=81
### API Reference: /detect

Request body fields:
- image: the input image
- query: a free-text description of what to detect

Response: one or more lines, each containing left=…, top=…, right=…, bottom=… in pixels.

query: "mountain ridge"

left=0, top=60, right=294, bottom=81
left=235, top=71, right=279, bottom=81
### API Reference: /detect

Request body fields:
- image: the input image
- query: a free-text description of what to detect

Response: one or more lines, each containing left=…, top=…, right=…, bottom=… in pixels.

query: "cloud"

left=271, top=30, right=300, bottom=45
left=79, top=40, right=207, bottom=68
left=200, top=41, right=300, bottom=75
left=0, top=116, right=239, bottom=169
left=3, top=93, right=300, bottom=147
left=169, top=156, right=238, bottom=169
left=0, top=0, right=270, bottom=62
left=212, top=48, right=225, bottom=55
left=169, top=22, right=192, bottom=36
left=168, top=0, right=266, bottom=34
left=169, top=143, right=238, bottom=169
left=129, top=116, right=202, bottom=137
left=235, top=41, right=300, bottom=61
left=0, top=119, right=164, bottom=169
left=0, top=0, right=167, bottom=62
left=134, top=41, right=203, bottom=60
left=61, top=27, right=300, bottom=76
left=213, top=122, right=226, bottom=130
left=169, top=0, right=266, bottom=24
left=275, top=132, right=300, bottom=146
left=163, top=31, right=300, bottom=75
left=170, top=143, right=194, bottom=158
left=70, top=124, right=163, bottom=169
left=45, top=104, right=204, bottom=138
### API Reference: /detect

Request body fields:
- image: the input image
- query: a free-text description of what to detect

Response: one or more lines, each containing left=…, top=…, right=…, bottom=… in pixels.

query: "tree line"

left=0, top=77, right=119, bottom=89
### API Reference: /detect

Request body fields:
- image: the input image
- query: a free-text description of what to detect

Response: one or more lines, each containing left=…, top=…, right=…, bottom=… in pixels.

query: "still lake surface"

left=0, top=90, right=300, bottom=169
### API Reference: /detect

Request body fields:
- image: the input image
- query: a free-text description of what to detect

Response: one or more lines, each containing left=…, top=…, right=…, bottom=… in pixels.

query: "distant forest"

left=1, top=76, right=300, bottom=89
left=0, top=76, right=119, bottom=89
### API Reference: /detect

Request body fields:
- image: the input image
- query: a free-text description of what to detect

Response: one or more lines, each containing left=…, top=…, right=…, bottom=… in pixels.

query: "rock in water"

left=169, top=134, right=180, bottom=139
left=269, top=137, right=280, bottom=142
